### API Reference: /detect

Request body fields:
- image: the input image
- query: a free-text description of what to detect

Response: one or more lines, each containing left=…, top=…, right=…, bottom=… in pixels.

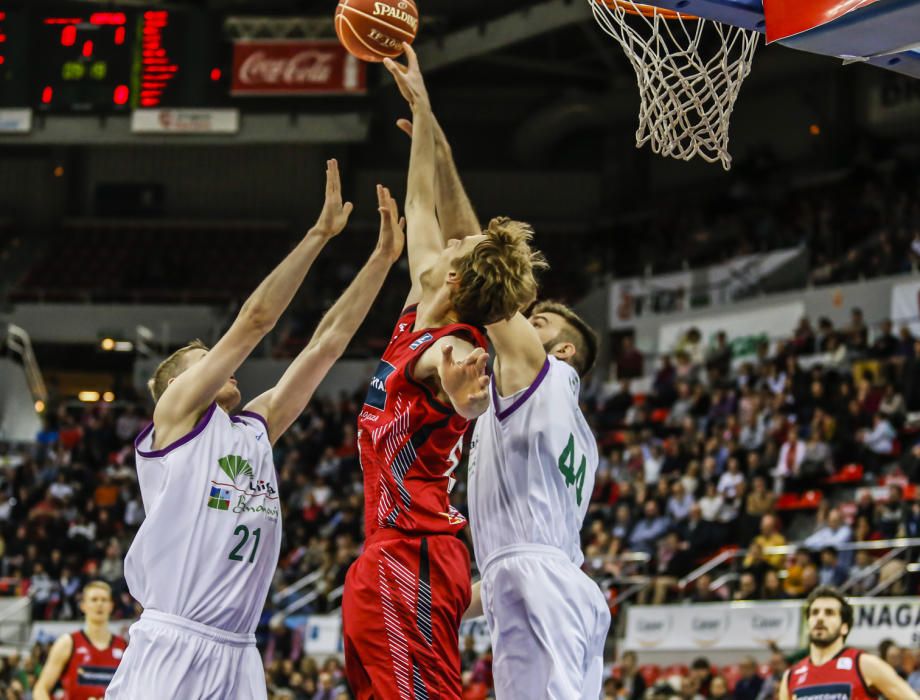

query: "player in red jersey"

left=33, top=581, right=127, bottom=700
left=781, top=586, right=917, bottom=700
left=342, top=44, right=545, bottom=700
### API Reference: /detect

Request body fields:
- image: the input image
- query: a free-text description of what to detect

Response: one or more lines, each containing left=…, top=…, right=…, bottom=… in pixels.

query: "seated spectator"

left=846, top=307, right=869, bottom=353
left=879, top=640, right=907, bottom=679
left=620, top=650, right=646, bottom=700
left=761, top=569, right=786, bottom=600
left=774, top=427, right=805, bottom=487
left=717, top=458, right=744, bottom=499
left=752, top=515, right=786, bottom=569
left=709, top=675, right=731, bottom=700
left=667, top=480, right=694, bottom=523
left=689, top=658, right=713, bottom=698
left=876, top=485, right=906, bottom=539
left=679, top=503, right=717, bottom=555
left=698, top=481, right=724, bottom=523
left=616, top=336, right=644, bottom=380
left=734, top=571, right=760, bottom=601
left=879, top=383, right=906, bottom=425
left=690, top=574, right=721, bottom=603
left=784, top=548, right=818, bottom=598
left=804, top=508, right=853, bottom=566
left=905, top=492, right=920, bottom=539
left=858, top=413, right=896, bottom=474
left=871, top=319, right=898, bottom=359
left=817, top=546, right=848, bottom=587
left=799, top=432, right=833, bottom=481
left=742, top=542, right=771, bottom=582
left=734, top=657, right=764, bottom=700
left=848, top=549, right=879, bottom=594
left=628, top=501, right=671, bottom=556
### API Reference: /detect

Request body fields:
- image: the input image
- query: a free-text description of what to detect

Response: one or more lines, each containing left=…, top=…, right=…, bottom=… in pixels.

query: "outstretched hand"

left=312, top=159, right=354, bottom=239
left=383, top=43, right=430, bottom=111
left=375, top=185, right=406, bottom=264
left=439, top=345, right=489, bottom=407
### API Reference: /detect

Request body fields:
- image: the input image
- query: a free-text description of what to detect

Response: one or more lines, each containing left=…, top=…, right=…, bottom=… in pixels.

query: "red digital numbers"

left=139, top=11, right=179, bottom=108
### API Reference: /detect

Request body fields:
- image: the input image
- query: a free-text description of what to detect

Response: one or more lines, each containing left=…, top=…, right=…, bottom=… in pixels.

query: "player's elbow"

left=239, top=303, right=276, bottom=335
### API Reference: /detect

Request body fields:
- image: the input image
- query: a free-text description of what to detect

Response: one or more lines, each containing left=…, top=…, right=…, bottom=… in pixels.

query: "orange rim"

left=600, top=0, right=697, bottom=20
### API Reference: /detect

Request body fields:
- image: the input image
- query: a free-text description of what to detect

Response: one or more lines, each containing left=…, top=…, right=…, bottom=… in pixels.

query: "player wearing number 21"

left=106, top=162, right=405, bottom=699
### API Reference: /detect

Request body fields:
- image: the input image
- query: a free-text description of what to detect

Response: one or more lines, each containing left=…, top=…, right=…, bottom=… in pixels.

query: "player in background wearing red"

left=33, top=581, right=127, bottom=700
left=342, top=43, right=545, bottom=700
left=781, top=586, right=917, bottom=700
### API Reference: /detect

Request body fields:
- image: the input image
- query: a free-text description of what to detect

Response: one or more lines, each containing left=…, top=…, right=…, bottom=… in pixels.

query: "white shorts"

left=105, top=609, right=267, bottom=700
left=480, top=544, right=610, bottom=700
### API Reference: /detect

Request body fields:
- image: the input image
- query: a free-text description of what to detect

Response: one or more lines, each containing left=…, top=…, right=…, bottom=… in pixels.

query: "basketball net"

left=589, top=0, right=759, bottom=170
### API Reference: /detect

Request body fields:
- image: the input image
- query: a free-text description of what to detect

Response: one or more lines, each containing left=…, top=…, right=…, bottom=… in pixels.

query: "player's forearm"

left=405, top=101, right=437, bottom=223
left=32, top=683, right=52, bottom=700
left=310, top=250, right=395, bottom=356
left=463, top=580, right=483, bottom=620
left=241, top=231, right=329, bottom=331
left=433, top=120, right=481, bottom=242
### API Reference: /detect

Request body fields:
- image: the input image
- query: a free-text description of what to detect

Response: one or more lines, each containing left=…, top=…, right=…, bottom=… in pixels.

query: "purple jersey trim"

left=236, top=410, right=269, bottom=432
left=134, top=402, right=217, bottom=458
left=492, top=357, right=550, bottom=421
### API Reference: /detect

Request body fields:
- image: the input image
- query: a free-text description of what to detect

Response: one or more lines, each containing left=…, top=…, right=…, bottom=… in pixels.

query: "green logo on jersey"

left=218, top=455, right=254, bottom=483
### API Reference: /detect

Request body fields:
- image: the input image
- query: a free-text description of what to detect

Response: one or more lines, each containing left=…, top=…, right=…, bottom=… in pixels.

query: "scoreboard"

left=0, top=4, right=226, bottom=111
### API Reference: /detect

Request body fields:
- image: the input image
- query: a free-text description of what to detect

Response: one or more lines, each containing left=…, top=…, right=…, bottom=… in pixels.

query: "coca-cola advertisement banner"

left=232, top=40, right=367, bottom=96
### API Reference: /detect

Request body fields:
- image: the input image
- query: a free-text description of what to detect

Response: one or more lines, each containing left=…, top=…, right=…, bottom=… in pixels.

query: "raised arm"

left=384, top=44, right=443, bottom=307
left=154, top=160, right=352, bottom=437
left=486, top=313, right=548, bottom=397
left=244, top=186, right=405, bottom=444
left=32, top=633, right=74, bottom=700
left=397, top=116, right=481, bottom=244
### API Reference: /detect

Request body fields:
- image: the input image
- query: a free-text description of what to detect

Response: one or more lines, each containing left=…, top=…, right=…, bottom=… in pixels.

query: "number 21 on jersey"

left=557, top=434, right=587, bottom=506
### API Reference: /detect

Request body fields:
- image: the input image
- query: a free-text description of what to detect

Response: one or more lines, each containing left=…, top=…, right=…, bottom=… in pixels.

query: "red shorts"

left=343, top=530, right=472, bottom=700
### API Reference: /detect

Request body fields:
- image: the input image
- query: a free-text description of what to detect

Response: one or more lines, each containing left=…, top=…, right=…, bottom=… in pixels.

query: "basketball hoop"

left=589, top=0, right=759, bottom=170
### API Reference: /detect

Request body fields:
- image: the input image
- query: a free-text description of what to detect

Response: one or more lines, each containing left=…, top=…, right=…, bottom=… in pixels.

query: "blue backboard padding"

left=778, top=0, right=920, bottom=58
left=636, top=0, right=920, bottom=78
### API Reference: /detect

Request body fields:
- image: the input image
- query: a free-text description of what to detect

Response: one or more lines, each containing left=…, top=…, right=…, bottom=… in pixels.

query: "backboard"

left=632, top=0, right=920, bottom=79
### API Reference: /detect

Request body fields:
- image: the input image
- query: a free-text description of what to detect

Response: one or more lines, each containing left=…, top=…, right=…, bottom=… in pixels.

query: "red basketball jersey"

left=786, top=648, right=879, bottom=700
left=357, top=305, right=487, bottom=539
left=60, top=630, right=127, bottom=700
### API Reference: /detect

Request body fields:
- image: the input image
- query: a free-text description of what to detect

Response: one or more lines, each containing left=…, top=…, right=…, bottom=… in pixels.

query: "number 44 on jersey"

left=557, top=434, right=587, bottom=506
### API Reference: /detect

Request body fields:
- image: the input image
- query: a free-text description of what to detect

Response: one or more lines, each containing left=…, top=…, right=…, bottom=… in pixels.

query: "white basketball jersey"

left=126, top=404, right=281, bottom=635
left=468, top=356, right=599, bottom=569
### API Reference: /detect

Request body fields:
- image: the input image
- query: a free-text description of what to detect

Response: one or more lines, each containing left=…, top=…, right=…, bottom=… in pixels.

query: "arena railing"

left=678, top=538, right=920, bottom=594
left=5, top=324, right=48, bottom=406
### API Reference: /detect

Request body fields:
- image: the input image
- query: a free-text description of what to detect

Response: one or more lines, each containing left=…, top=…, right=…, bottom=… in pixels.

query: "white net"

left=589, top=0, right=759, bottom=170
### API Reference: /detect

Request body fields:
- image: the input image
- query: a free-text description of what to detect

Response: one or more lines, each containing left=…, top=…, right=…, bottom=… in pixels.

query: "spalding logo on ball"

left=335, top=0, right=419, bottom=63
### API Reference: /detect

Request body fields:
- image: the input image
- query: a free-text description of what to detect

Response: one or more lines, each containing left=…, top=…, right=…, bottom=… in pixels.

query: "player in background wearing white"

left=392, top=81, right=610, bottom=700
left=466, top=302, right=610, bottom=700
left=106, top=162, right=406, bottom=700
left=34, top=581, right=126, bottom=700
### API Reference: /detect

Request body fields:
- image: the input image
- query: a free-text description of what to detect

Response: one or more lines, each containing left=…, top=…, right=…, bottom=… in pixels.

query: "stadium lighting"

left=78, top=391, right=101, bottom=402
left=114, top=341, right=134, bottom=352
left=100, top=337, right=115, bottom=351
left=102, top=391, right=115, bottom=402
left=34, top=400, right=46, bottom=413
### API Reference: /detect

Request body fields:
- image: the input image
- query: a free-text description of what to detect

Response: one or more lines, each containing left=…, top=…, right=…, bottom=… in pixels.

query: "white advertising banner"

left=624, top=601, right=802, bottom=651
left=131, top=109, right=240, bottom=134
left=303, top=614, right=344, bottom=655
left=0, top=109, right=33, bottom=133
left=890, top=281, right=920, bottom=337
left=658, top=301, right=805, bottom=356
left=848, top=597, right=920, bottom=649
left=609, top=272, right=692, bottom=329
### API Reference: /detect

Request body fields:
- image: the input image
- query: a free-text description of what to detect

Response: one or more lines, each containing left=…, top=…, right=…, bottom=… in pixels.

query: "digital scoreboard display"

left=0, top=3, right=226, bottom=112
left=34, top=11, right=133, bottom=112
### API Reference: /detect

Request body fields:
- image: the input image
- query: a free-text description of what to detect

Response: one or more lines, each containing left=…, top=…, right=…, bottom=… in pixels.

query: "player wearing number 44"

left=106, top=162, right=406, bottom=700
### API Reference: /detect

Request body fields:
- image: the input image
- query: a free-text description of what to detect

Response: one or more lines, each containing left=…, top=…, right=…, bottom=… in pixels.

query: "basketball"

left=335, top=0, right=419, bottom=63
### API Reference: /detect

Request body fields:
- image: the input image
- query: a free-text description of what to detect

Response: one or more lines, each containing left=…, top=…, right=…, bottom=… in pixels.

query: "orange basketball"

left=335, top=0, right=419, bottom=63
